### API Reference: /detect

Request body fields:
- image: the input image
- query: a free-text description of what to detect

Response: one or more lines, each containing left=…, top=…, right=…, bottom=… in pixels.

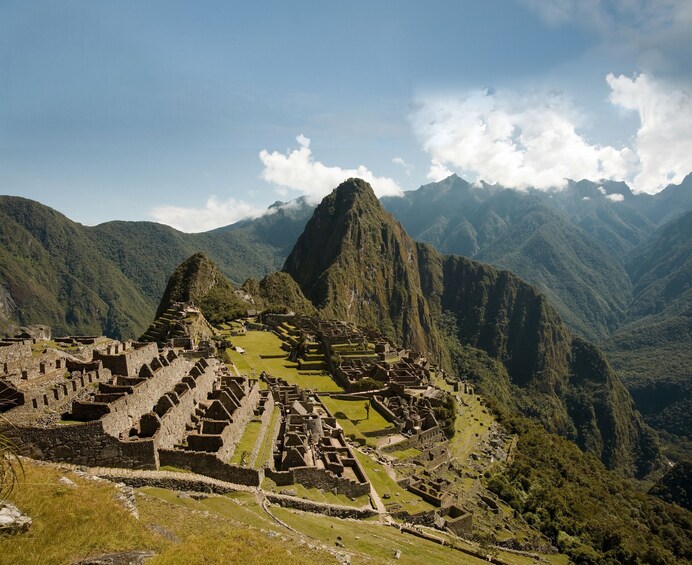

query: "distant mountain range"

left=0, top=173, right=689, bottom=452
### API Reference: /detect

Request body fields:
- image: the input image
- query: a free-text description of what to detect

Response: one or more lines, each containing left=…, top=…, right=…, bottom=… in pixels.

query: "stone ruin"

left=3, top=335, right=265, bottom=486
left=263, top=377, right=370, bottom=498
left=0, top=329, right=120, bottom=418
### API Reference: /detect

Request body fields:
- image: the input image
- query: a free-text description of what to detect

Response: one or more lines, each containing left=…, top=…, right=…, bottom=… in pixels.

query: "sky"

left=1, top=0, right=691, bottom=232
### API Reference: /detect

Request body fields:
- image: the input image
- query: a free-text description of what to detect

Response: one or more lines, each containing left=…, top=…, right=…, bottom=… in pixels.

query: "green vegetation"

left=648, top=461, right=691, bottom=510
left=387, top=447, right=422, bottom=460
left=225, top=331, right=343, bottom=392
left=242, top=271, right=316, bottom=315
left=0, top=195, right=312, bottom=339
left=320, top=397, right=395, bottom=435
left=485, top=417, right=691, bottom=564
left=603, top=211, right=692, bottom=455
left=229, top=421, right=262, bottom=466
left=0, top=420, right=21, bottom=501
left=254, top=406, right=280, bottom=469
left=352, top=450, right=434, bottom=514
left=0, top=462, right=331, bottom=565
left=262, top=478, right=371, bottom=508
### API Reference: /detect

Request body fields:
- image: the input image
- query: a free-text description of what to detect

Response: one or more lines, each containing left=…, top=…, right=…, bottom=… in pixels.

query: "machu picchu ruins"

left=1, top=304, right=543, bottom=562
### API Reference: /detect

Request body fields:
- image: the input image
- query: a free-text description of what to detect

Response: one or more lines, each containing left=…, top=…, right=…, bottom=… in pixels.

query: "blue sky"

left=1, top=1, right=691, bottom=231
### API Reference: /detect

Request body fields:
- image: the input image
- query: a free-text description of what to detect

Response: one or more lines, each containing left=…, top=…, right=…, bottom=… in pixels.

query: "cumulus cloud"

left=412, top=74, right=692, bottom=194
left=259, top=135, right=403, bottom=201
left=606, top=193, right=625, bottom=202
left=411, top=88, right=637, bottom=191
left=150, top=195, right=262, bottom=233
left=607, top=73, right=692, bottom=192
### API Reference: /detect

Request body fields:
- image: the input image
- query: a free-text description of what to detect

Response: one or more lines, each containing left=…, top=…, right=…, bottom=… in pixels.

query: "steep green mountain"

left=284, top=179, right=443, bottom=359
left=285, top=178, right=660, bottom=477
left=241, top=271, right=316, bottom=316
left=383, top=175, right=691, bottom=453
left=649, top=461, right=692, bottom=510
left=0, top=196, right=311, bottom=338
left=0, top=196, right=152, bottom=339
left=154, top=252, right=315, bottom=324
left=604, top=212, right=692, bottom=442
left=153, top=252, right=253, bottom=325
left=382, top=177, right=634, bottom=341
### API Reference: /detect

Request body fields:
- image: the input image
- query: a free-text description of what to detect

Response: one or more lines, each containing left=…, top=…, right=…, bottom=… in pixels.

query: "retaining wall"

left=158, top=449, right=262, bottom=486
left=153, top=360, right=218, bottom=449
left=8, top=421, right=158, bottom=469
left=98, top=355, right=192, bottom=436
left=265, top=492, right=377, bottom=519
left=265, top=465, right=369, bottom=498
left=93, top=342, right=159, bottom=377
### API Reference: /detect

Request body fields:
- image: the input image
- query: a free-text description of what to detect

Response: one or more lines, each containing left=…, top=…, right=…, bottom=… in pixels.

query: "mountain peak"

left=329, top=177, right=380, bottom=210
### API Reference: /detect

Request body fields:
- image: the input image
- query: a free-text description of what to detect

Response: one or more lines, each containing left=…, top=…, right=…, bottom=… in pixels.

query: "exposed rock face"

left=284, top=178, right=442, bottom=358
left=284, top=178, right=661, bottom=477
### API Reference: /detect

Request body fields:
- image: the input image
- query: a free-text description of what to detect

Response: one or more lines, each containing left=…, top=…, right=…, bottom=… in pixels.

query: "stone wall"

left=381, top=426, right=444, bottom=454
left=8, top=421, right=157, bottom=469
left=158, top=449, right=262, bottom=486
left=0, top=342, right=32, bottom=373
left=98, top=355, right=192, bottom=437
left=265, top=465, right=370, bottom=498
left=97, top=473, right=240, bottom=495
left=27, top=369, right=110, bottom=411
left=150, top=360, right=218, bottom=449
left=216, top=380, right=261, bottom=461
left=93, top=342, right=159, bottom=377
left=265, top=492, right=377, bottom=519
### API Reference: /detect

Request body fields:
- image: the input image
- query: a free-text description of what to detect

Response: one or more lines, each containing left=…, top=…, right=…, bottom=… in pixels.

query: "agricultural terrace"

left=221, top=330, right=343, bottom=392
left=320, top=397, right=397, bottom=447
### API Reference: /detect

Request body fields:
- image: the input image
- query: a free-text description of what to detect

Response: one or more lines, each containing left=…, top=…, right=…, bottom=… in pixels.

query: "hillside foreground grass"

left=0, top=460, right=567, bottom=565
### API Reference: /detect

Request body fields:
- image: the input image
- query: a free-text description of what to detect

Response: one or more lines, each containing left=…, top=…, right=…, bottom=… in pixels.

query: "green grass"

left=0, top=461, right=330, bottom=565
left=229, top=421, right=262, bottom=465
left=352, top=450, right=434, bottom=515
left=159, top=466, right=192, bottom=474
left=254, top=406, right=280, bottom=469
left=334, top=417, right=369, bottom=446
left=320, top=397, right=395, bottom=435
left=448, top=393, right=494, bottom=462
left=272, top=507, right=489, bottom=565
left=225, top=331, right=343, bottom=392
left=387, top=447, right=422, bottom=460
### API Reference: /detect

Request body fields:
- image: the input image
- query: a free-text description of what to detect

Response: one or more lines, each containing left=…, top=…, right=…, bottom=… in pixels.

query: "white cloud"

left=427, top=159, right=454, bottom=182
left=412, top=74, right=692, bottom=194
left=582, top=196, right=591, bottom=200
left=150, top=195, right=262, bottom=233
left=392, top=156, right=414, bottom=175
left=607, top=73, right=692, bottom=192
left=411, top=88, right=637, bottom=191
left=259, top=135, right=403, bottom=201
left=606, top=193, right=625, bottom=202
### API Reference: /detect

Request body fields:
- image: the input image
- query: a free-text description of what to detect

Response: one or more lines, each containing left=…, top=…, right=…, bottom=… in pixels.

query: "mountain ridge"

left=283, top=178, right=661, bottom=477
